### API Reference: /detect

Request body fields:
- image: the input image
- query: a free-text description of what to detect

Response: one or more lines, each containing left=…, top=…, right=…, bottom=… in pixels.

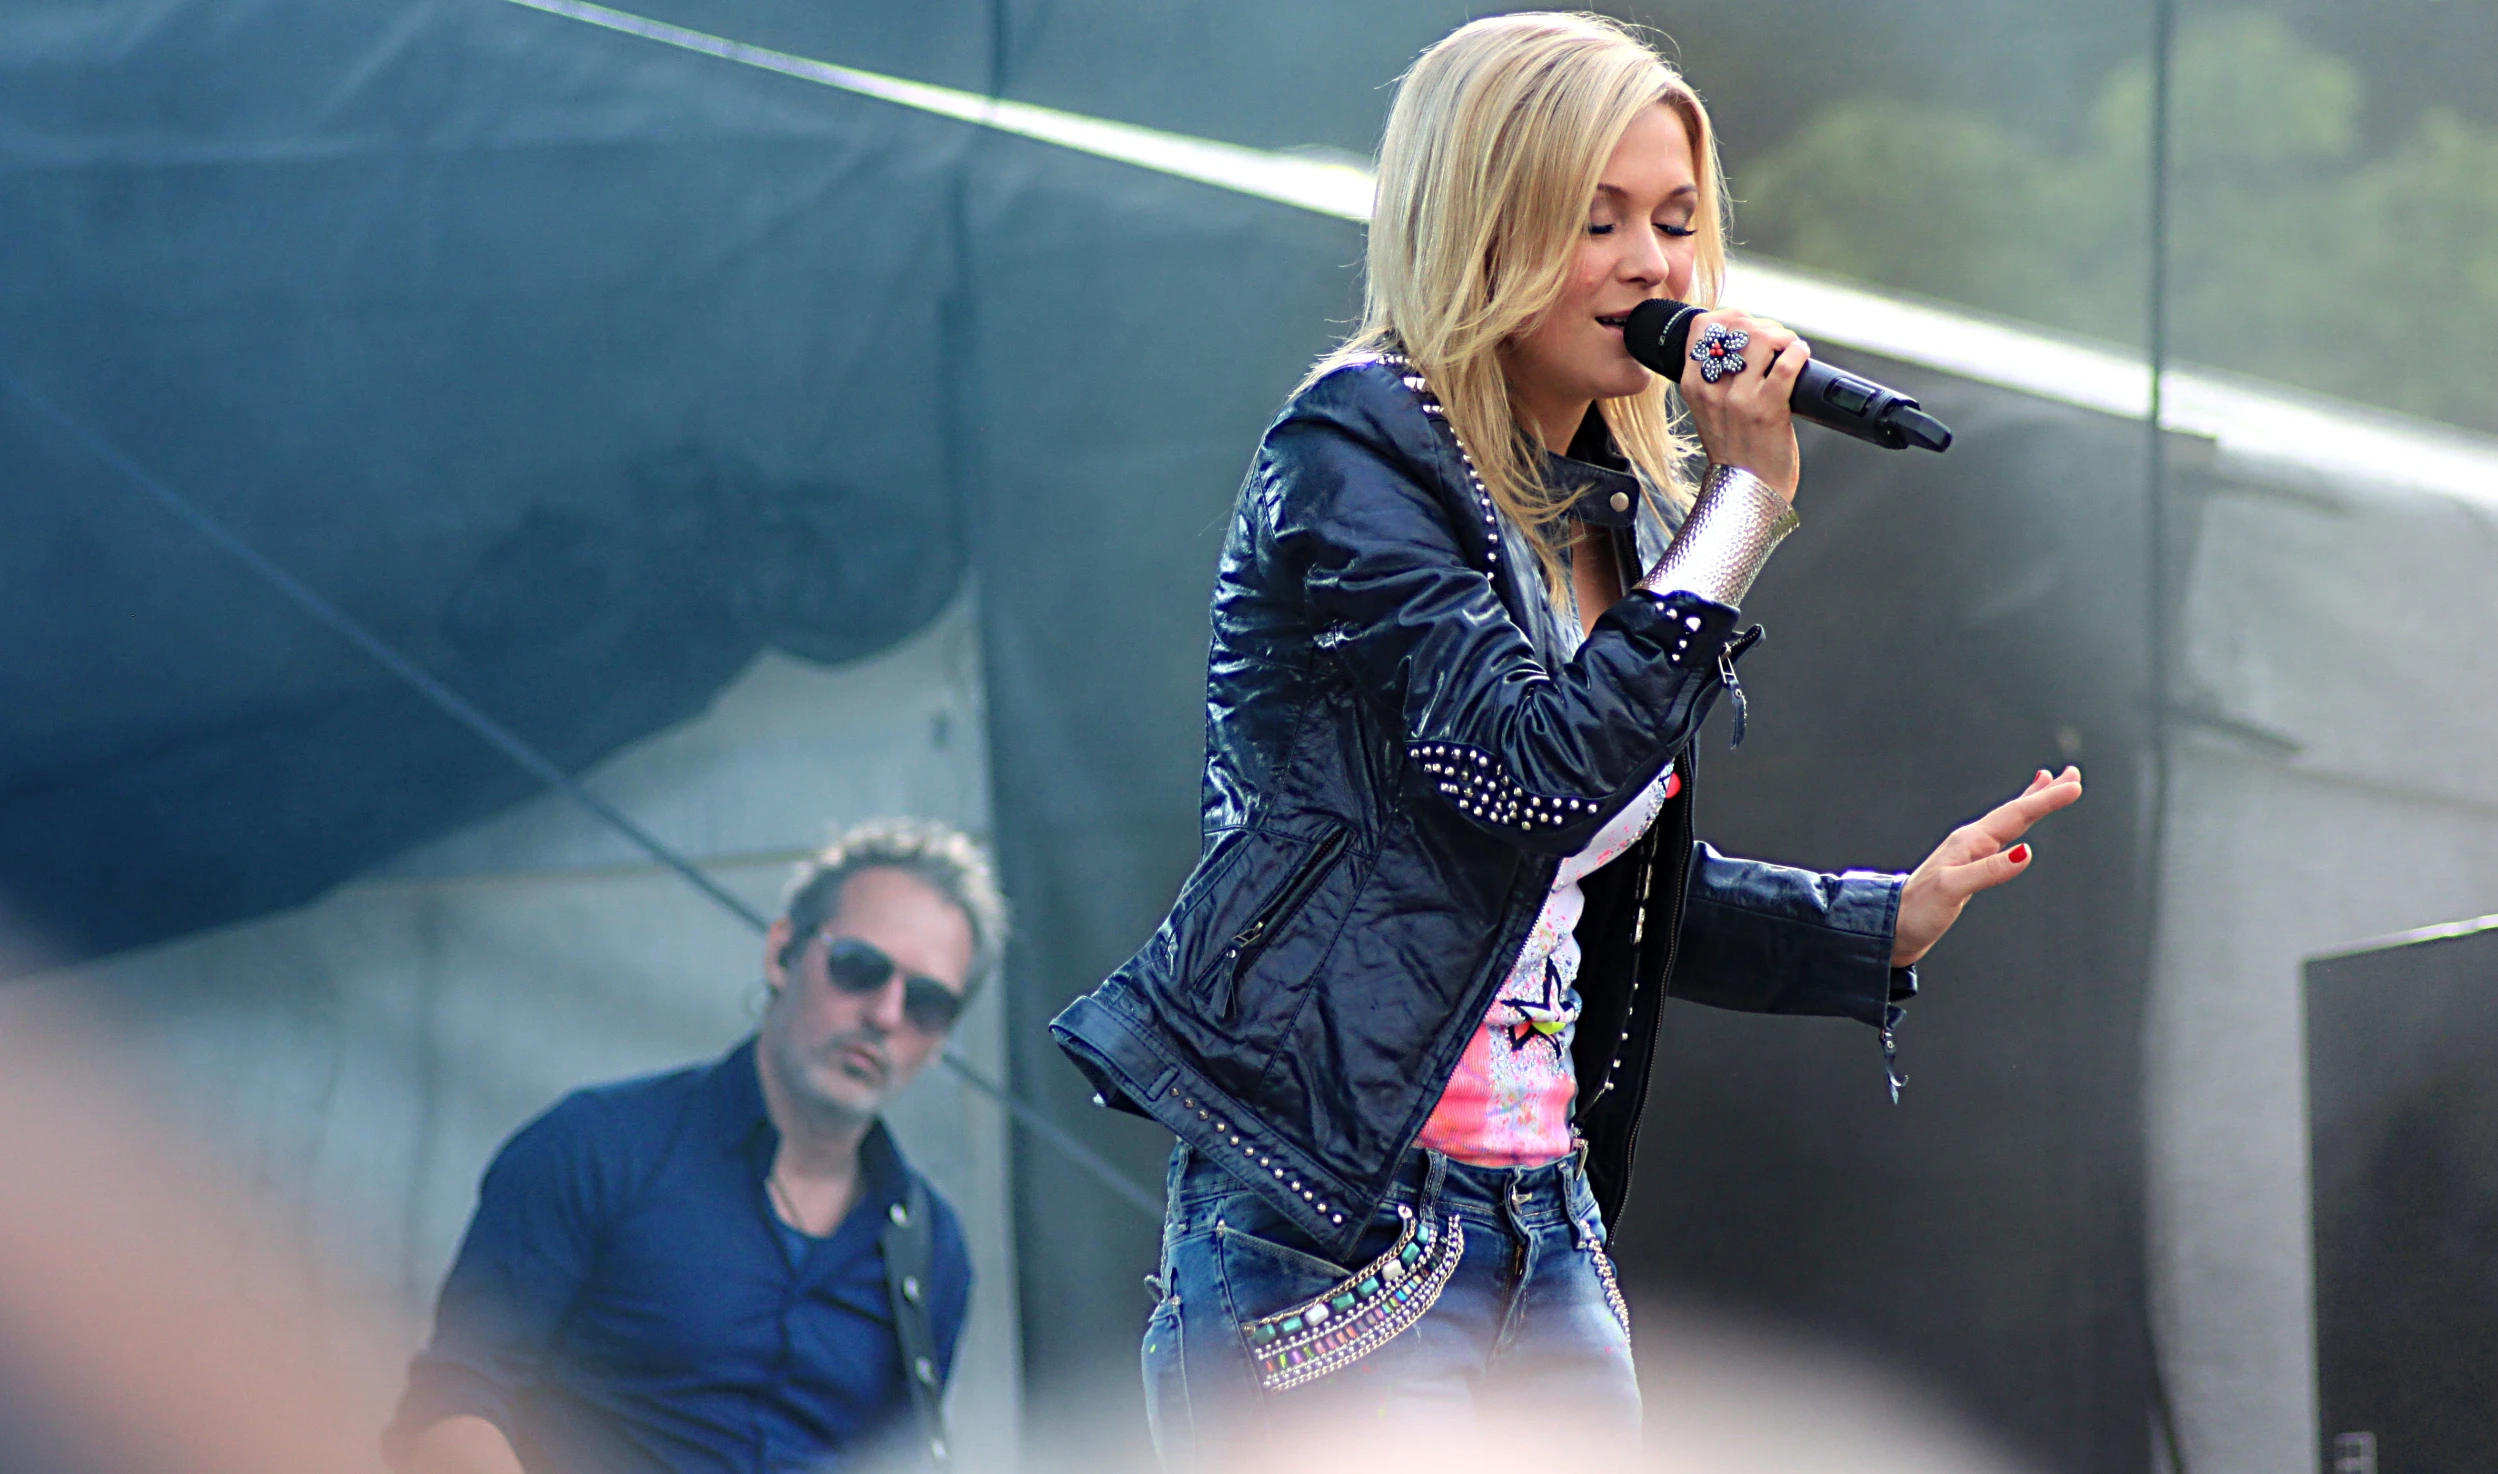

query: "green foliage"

left=1739, top=10, right=2498, bottom=434
left=2349, top=111, right=2498, bottom=428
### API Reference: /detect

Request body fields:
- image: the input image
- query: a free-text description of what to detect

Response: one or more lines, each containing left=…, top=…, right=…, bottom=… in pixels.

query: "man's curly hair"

left=781, top=818, right=1009, bottom=1000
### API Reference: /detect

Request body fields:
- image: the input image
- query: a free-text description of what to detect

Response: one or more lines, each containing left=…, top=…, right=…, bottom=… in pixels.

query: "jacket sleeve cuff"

left=1674, top=850, right=1904, bottom=1029
left=1636, top=464, right=1800, bottom=610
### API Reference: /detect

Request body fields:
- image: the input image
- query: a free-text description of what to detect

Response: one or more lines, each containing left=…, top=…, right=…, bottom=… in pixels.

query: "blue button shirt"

left=389, top=1038, right=972, bottom=1474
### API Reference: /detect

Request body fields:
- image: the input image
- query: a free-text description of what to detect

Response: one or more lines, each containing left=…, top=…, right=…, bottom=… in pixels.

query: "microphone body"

left=1621, top=300, right=1953, bottom=453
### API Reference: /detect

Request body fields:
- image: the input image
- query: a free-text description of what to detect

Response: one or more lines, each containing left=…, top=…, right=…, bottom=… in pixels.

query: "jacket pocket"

left=1199, top=826, right=1350, bottom=1020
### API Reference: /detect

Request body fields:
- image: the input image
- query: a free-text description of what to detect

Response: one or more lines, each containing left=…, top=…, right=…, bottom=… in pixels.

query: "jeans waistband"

left=1171, top=1140, right=1599, bottom=1238
left=1388, top=1145, right=1594, bottom=1231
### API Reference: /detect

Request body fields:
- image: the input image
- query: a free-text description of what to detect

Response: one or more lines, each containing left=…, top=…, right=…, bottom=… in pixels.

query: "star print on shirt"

left=1498, top=958, right=1578, bottom=1068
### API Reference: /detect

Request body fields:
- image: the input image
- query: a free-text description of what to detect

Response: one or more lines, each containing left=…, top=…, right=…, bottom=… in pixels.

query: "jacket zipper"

left=1716, top=625, right=1764, bottom=748
left=1218, top=827, right=1351, bottom=992
left=1607, top=765, right=1697, bottom=1222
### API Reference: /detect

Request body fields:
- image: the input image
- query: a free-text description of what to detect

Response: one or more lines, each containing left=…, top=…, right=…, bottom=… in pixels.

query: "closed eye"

left=1657, top=222, right=1696, bottom=238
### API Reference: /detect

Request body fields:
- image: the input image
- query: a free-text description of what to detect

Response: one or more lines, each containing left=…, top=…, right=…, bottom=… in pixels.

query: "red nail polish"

left=2008, top=844, right=2031, bottom=865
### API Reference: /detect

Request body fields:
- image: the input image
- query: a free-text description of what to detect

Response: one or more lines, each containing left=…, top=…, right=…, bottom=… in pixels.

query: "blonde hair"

left=1315, top=12, right=1730, bottom=590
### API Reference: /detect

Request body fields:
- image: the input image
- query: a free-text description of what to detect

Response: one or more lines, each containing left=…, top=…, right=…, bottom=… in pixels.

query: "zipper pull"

left=1220, top=920, right=1266, bottom=983
left=1717, top=650, right=1748, bottom=749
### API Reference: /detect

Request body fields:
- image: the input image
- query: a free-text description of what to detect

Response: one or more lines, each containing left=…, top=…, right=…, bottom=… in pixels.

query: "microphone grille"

left=1621, top=299, right=1699, bottom=380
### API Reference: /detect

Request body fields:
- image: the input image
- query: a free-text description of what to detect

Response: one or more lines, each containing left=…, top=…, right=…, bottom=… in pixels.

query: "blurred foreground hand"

left=0, top=982, right=402, bottom=1474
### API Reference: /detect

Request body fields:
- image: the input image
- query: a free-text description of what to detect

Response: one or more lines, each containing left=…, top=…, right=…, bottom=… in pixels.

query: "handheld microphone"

left=1621, top=299, right=1953, bottom=453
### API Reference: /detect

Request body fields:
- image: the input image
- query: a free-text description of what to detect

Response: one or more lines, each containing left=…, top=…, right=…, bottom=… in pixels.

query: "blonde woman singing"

left=1053, top=11, right=2082, bottom=1459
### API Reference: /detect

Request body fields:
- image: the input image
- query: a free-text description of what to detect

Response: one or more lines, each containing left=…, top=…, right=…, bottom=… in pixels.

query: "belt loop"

left=1564, top=1140, right=1598, bottom=1249
left=1418, top=1148, right=1449, bottom=1223
left=1159, top=1144, right=1189, bottom=1269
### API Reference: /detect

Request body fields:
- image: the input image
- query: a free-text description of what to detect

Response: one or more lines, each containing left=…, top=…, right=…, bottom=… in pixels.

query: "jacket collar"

left=1547, top=407, right=1642, bottom=530
left=1494, top=408, right=1696, bottom=665
left=1555, top=407, right=1688, bottom=569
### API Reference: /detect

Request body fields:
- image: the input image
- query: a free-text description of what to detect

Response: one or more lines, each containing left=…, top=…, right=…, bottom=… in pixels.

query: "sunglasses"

left=817, top=934, right=965, bottom=1035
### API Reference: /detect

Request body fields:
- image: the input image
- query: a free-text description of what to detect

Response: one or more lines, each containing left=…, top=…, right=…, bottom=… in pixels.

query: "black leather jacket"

left=1052, top=356, right=1910, bottom=1260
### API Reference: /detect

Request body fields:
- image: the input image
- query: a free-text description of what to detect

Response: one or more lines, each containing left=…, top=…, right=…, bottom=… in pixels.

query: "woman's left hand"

left=1892, top=766, right=2085, bottom=968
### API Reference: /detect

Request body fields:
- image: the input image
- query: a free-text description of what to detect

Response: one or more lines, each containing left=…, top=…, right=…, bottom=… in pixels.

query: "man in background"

left=388, top=818, right=1004, bottom=1474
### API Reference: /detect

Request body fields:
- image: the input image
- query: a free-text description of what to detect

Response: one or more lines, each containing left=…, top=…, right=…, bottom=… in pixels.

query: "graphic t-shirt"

left=1415, top=763, right=1678, bottom=1166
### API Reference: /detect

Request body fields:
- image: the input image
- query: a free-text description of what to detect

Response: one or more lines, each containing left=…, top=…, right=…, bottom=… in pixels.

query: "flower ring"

left=1689, top=323, right=1750, bottom=384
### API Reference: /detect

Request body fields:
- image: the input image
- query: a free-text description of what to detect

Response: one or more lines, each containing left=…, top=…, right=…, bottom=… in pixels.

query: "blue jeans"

left=1141, top=1143, right=1640, bottom=1466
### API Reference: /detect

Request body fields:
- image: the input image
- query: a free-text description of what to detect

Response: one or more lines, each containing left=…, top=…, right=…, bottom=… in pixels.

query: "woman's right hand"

left=1676, top=309, right=1809, bottom=503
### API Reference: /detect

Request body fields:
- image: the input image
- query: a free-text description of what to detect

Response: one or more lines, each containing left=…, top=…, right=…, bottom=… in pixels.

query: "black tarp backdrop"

left=1, top=0, right=981, bottom=959
left=5, top=1, right=2160, bottom=1469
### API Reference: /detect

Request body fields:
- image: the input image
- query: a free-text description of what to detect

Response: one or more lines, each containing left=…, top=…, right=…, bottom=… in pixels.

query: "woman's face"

left=1501, top=102, right=1701, bottom=443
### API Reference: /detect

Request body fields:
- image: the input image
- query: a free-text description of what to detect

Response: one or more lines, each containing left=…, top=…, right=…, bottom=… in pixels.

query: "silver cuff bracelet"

left=1636, top=464, right=1800, bottom=610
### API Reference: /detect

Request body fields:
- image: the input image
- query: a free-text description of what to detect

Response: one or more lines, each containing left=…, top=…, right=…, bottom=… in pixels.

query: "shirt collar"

left=714, top=1034, right=774, bottom=1153
left=855, top=1117, right=907, bottom=1208
left=712, top=1034, right=910, bottom=1206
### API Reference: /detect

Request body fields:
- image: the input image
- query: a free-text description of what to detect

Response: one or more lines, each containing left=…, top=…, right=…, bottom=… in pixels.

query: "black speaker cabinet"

left=2306, top=916, right=2498, bottom=1473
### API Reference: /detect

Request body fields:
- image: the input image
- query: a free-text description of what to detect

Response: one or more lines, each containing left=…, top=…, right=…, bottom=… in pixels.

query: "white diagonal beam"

left=497, top=0, right=2498, bottom=508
